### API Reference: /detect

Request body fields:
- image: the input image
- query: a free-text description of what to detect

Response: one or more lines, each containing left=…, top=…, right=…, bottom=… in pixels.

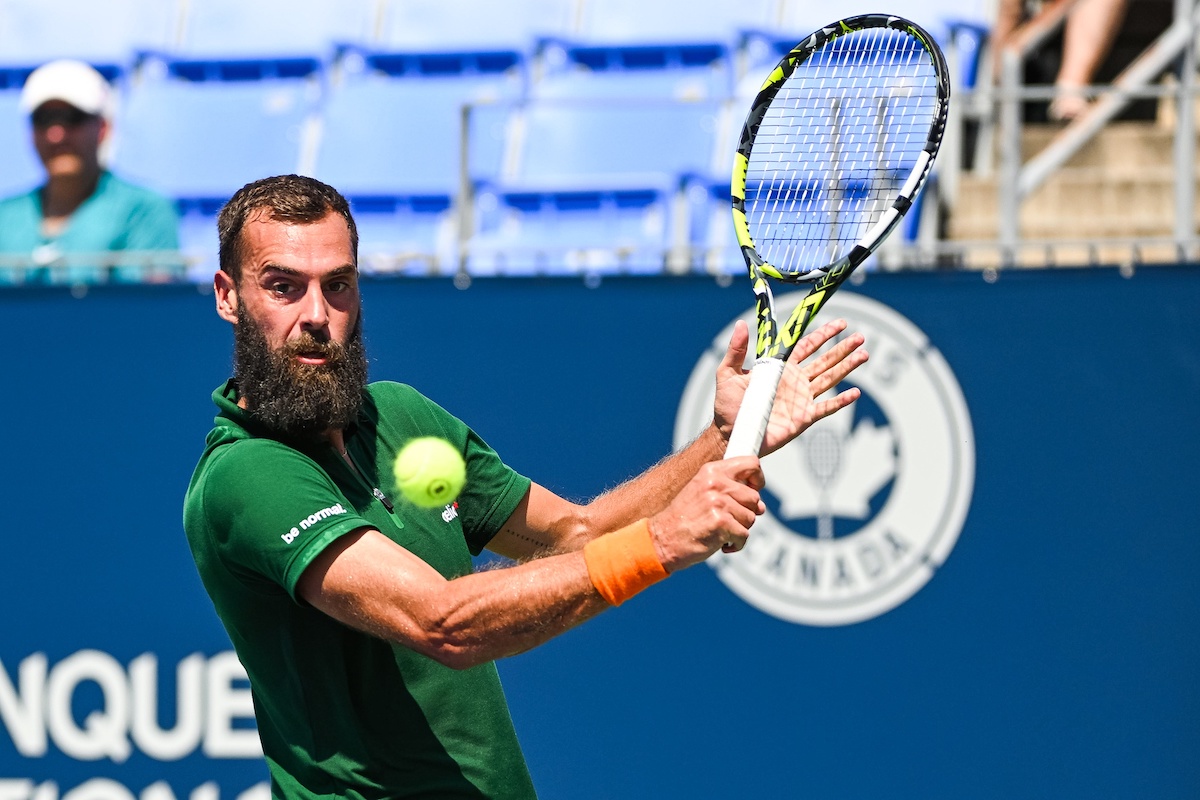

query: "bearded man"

left=183, top=174, right=867, bottom=799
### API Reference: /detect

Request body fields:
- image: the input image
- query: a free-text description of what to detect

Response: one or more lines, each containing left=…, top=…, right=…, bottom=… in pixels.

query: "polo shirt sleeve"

left=458, top=423, right=531, bottom=555
left=375, top=382, right=532, bottom=556
left=198, top=439, right=372, bottom=600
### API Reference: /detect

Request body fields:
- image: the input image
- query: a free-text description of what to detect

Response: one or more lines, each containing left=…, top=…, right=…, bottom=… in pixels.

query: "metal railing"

left=0, top=251, right=191, bottom=288
left=989, top=0, right=1200, bottom=262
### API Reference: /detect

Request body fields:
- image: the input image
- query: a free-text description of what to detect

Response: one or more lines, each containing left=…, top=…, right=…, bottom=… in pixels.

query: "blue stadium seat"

left=111, top=79, right=314, bottom=198
left=0, top=0, right=180, bottom=69
left=314, top=71, right=522, bottom=273
left=378, top=0, right=579, bottom=52
left=133, top=0, right=378, bottom=83
left=348, top=195, right=457, bottom=276
left=317, top=76, right=509, bottom=195
left=540, top=0, right=756, bottom=102
left=109, top=79, right=316, bottom=275
left=496, top=2, right=738, bottom=274
left=466, top=98, right=721, bottom=273
left=512, top=99, right=723, bottom=187
left=575, top=0, right=778, bottom=46
left=533, top=53, right=732, bottom=101
left=177, top=0, right=377, bottom=59
left=317, top=68, right=521, bottom=193
left=466, top=187, right=675, bottom=275
left=0, top=90, right=42, bottom=197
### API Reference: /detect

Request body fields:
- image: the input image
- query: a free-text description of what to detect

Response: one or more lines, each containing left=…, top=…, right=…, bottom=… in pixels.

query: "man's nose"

left=298, top=285, right=330, bottom=333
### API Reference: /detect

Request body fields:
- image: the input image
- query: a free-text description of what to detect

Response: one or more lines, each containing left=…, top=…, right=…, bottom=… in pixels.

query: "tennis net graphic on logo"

left=675, top=292, right=974, bottom=626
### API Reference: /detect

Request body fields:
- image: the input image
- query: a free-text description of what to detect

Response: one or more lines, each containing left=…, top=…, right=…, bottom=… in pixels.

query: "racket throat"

left=751, top=275, right=781, bottom=357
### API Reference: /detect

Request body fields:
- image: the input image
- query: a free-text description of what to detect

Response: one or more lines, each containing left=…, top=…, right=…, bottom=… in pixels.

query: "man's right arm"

left=295, top=456, right=764, bottom=670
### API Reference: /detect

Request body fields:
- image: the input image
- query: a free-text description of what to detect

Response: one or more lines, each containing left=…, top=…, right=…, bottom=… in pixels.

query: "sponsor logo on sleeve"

left=280, top=503, right=348, bottom=544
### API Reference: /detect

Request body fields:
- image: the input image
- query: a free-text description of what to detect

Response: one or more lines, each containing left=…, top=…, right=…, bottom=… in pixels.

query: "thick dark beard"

left=233, top=302, right=368, bottom=439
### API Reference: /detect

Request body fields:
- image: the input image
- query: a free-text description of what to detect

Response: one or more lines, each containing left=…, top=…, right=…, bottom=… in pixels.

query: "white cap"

left=19, top=59, right=111, bottom=117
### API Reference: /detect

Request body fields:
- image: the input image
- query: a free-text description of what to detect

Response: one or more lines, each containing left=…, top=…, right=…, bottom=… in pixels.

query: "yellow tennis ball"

left=393, top=437, right=466, bottom=508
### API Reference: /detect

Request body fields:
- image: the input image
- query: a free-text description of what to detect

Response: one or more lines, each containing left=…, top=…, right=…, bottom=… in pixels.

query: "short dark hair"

left=217, top=174, right=359, bottom=284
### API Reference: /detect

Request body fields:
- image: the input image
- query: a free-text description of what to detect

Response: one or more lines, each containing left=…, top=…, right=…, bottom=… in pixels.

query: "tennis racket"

left=725, top=14, right=949, bottom=459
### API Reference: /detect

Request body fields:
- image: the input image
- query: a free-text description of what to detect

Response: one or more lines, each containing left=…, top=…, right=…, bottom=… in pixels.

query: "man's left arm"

left=487, top=318, right=867, bottom=561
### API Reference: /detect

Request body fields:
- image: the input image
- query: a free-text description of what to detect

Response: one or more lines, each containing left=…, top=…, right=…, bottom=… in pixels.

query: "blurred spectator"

left=0, top=59, right=181, bottom=284
left=992, top=0, right=1131, bottom=121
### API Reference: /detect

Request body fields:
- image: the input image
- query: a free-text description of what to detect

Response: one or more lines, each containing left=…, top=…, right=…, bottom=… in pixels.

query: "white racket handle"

left=725, top=358, right=786, bottom=458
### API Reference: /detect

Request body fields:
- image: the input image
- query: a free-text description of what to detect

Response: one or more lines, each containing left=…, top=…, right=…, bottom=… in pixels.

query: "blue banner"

left=1, top=266, right=1197, bottom=798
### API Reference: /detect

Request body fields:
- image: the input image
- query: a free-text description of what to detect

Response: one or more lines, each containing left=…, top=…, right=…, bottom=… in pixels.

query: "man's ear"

left=215, top=270, right=239, bottom=324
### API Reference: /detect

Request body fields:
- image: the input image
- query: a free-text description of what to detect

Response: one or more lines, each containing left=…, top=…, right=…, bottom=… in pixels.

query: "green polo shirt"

left=183, top=380, right=537, bottom=799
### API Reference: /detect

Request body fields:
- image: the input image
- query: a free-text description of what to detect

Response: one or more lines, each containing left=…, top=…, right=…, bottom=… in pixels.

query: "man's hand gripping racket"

left=724, top=14, right=950, bottom=461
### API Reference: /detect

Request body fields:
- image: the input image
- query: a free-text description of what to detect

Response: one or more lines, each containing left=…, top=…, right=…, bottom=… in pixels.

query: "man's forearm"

left=573, top=424, right=726, bottom=544
left=493, top=425, right=729, bottom=560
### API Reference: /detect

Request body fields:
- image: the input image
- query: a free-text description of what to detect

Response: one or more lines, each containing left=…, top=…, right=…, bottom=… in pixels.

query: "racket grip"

left=725, top=359, right=786, bottom=459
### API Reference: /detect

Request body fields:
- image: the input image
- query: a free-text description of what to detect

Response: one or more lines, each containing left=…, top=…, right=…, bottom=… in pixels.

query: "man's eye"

left=270, top=283, right=293, bottom=295
left=328, top=281, right=349, bottom=292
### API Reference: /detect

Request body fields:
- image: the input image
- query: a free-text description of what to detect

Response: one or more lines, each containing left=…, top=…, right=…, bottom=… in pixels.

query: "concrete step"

left=951, top=120, right=1200, bottom=243
left=948, top=167, right=1198, bottom=240
left=1011, top=122, right=1187, bottom=175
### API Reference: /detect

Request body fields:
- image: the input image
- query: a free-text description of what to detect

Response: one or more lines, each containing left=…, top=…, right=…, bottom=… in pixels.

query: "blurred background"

left=1, top=0, right=1194, bottom=284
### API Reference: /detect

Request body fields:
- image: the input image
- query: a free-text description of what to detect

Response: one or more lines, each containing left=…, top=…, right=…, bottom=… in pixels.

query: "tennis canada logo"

left=674, top=292, right=974, bottom=626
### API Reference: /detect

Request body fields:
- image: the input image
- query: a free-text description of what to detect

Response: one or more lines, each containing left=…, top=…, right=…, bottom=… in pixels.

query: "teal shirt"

left=184, top=380, right=538, bottom=800
left=0, top=170, right=180, bottom=284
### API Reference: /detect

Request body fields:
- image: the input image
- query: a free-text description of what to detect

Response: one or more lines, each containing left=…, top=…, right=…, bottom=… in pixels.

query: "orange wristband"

left=583, top=519, right=669, bottom=606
